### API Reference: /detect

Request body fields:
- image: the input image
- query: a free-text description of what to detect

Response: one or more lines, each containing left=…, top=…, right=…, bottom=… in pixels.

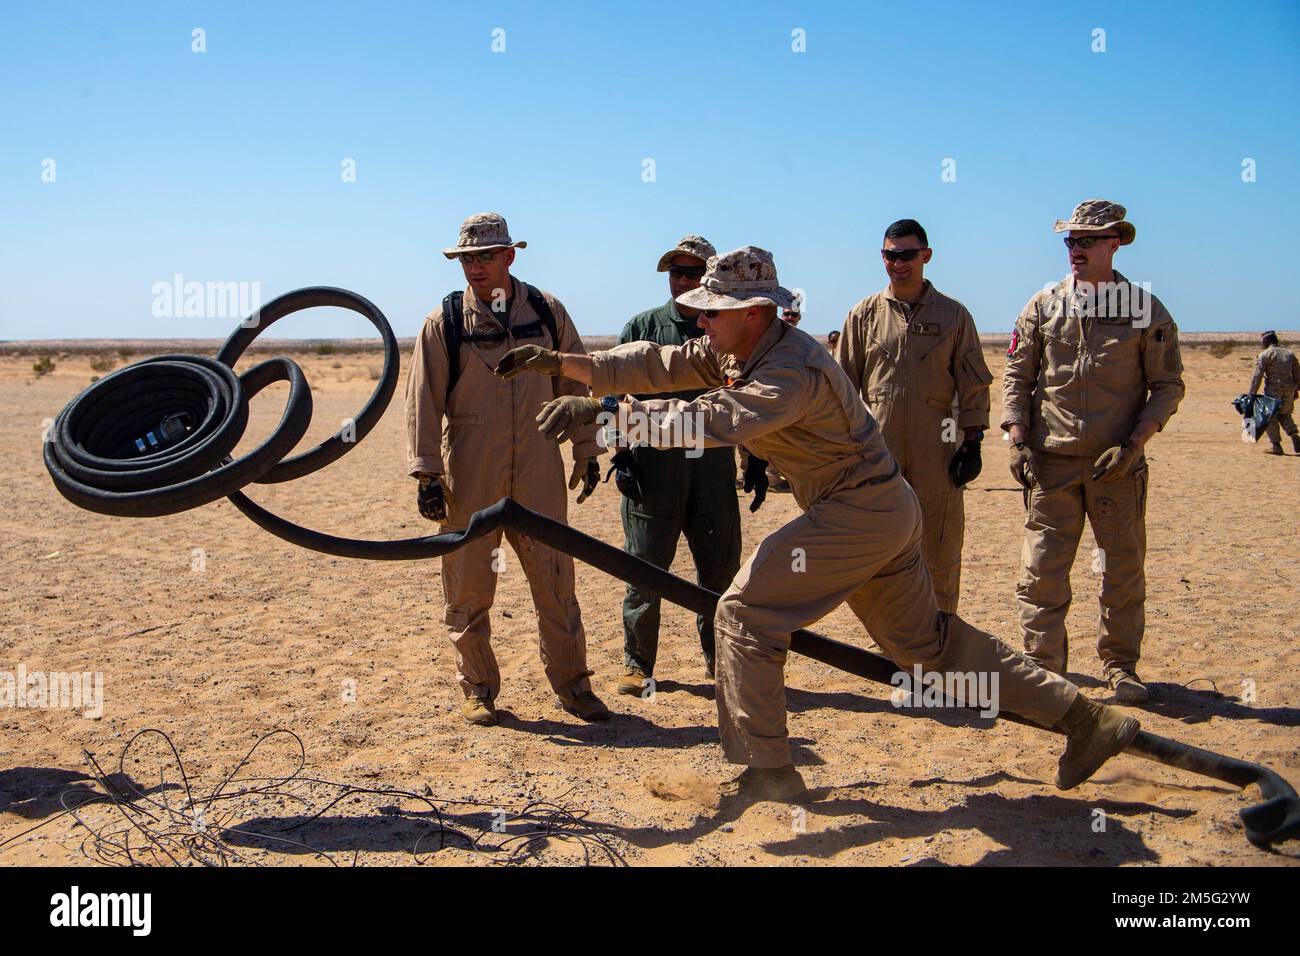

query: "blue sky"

left=3, top=1, right=1298, bottom=340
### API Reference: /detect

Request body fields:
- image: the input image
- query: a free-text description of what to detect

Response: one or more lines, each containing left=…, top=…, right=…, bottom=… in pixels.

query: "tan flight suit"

left=590, top=319, right=1078, bottom=768
left=1003, top=272, right=1184, bottom=677
left=1249, top=344, right=1300, bottom=444
left=836, top=282, right=992, bottom=612
left=406, top=276, right=600, bottom=701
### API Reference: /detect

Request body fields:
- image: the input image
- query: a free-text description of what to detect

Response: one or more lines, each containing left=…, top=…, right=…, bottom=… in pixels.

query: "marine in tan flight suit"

left=1003, top=200, right=1185, bottom=705
left=836, top=219, right=991, bottom=612
left=405, top=212, right=610, bottom=726
left=498, top=246, right=1140, bottom=803
left=1249, top=330, right=1300, bottom=455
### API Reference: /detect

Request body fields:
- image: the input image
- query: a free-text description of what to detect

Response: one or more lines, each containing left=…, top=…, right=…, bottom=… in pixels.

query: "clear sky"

left=3, top=1, right=1298, bottom=341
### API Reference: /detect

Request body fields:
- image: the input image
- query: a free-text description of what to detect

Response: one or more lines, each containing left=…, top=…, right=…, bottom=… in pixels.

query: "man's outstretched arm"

left=496, top=338, right=723, bottom=394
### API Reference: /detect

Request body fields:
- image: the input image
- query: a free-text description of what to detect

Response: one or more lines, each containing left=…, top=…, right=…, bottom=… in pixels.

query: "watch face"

left=601, top=396, right=620, bottom=413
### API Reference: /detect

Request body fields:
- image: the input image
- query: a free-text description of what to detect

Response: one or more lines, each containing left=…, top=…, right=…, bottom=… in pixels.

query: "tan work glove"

left=1008, top=441, right=1034, bottom=488
left=496, top=345, right=563, bottom=379
left=536, top=396, right=602, bottom=443
left=569, top=458, right=600, bottom=504
left=1092, top=445, right=1138, bottom=482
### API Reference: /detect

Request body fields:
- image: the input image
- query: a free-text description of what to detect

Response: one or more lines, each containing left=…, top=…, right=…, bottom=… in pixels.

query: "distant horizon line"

left=4, top=330, right=1294, bottom=349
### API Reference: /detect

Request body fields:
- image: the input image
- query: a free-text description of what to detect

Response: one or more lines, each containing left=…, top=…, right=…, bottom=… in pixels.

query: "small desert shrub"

left=117, top=348, right=133, bottom=361
left=89, top=354, right=118, bottom=373
left=367, top=365, right=381, bottom=381
left=33, top=355, right=55, bottom=377
left=315, top=342, right=337, bottom=356
left=1207, top=341, right=1234, bottom=359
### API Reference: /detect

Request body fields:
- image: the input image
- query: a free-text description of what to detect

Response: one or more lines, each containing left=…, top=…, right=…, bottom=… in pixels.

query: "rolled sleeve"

left=628, top=365, right=812, bottom=450
left=405, top=311, right=449, bottom=477
left=590, top=337, right=724, bottom=397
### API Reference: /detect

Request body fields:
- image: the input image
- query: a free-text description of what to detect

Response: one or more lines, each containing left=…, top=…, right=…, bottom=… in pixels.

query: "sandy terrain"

left=1, top=339, right=1296, bottom=867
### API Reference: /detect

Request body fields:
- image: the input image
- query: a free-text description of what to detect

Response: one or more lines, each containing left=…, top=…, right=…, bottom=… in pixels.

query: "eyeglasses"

left=668, top=265, right=706, bottom=280
left=459, top=250, right=501, bottom=264
left=1062, top=234, right=1120, bottom=249
left=881, top=248, right=927, bottom=262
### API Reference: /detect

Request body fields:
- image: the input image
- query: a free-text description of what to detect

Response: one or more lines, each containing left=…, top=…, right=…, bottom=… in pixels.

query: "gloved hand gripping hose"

left=43, top=287, right=1299, bottom=850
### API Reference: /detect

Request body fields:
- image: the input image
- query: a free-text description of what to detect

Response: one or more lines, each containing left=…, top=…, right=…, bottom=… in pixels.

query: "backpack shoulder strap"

left=441, top=291, right=464, bottom=400
left=523, top=284, right=559, bottom=348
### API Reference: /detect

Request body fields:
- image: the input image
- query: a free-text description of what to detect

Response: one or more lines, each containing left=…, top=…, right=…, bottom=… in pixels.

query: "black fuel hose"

left=43, top=287, right=1300, bottom=849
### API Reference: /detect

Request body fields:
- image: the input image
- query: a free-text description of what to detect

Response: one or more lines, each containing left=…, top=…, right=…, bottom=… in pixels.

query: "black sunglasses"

left=1063, top=234, right=1120, bottom=249
left=668, top=265, right=706, bottom=279
left=881, top=248, right=927, bottom=262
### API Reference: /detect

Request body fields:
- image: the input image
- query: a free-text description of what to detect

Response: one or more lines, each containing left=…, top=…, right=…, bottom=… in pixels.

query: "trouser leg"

left=619, top=496, right=683, bottom=675
left=1271, top=394, right=1299, bottom=438
left=845, top=543, right=1077, bottom=729
left=683, top=447, right=741, bottom=670
left=506, top=527, right=593, bottom=698
left=1016, top=452, right=1086, bottom=675
left=714, top=479, right=919, bottom=768
left=439, top=528, right=504, bottom=699
left=916, top=487, right=964, bottom=613
left=1085, top=459, right=1148, bottom=676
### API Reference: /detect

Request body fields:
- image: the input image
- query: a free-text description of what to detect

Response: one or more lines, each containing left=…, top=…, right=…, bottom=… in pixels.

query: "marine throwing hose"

left=43, top=287, right=1300, bottom=849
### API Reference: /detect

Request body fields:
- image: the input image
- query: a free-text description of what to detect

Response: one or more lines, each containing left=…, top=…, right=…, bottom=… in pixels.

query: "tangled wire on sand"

left=0, top=729, right=627, bottom=867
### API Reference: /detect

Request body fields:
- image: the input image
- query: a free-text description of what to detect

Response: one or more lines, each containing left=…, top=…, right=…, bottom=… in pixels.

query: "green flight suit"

left=616, top=300, right=742, bottom=675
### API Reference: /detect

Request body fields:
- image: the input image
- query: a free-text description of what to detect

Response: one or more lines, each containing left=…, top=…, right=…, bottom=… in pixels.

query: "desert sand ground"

left=1, top=339, right=1297, bottom=867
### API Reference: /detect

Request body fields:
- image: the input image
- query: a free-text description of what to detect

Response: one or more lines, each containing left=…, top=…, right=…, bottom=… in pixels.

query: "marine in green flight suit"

left=612, top=235, right=742, bottom=694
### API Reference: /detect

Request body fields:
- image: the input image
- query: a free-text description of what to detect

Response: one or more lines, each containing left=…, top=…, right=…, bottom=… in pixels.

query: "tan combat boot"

left=461, top=694, right=498, bottom=727
left=719, top=765, right=809, bottom=803
left=615, top=667, right=650, bottom=697
left=1107, top=669, right=1149, bottom=704
left=558, top=689, right=612, bottom=722
left=1055, top=695, right=1139, bottom=790
left=1291, top=434, right=1300, bottom=454
left=1266, top=441, right=1284, bottom=455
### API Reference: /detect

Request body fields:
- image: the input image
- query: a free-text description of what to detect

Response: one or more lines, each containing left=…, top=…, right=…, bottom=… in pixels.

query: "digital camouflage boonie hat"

left=675, top=245, right=795, bottom=311
left=442, top=212, right=528, bottom=259
left=1053, top=199, right=1136, bottom=245
left=656, top=234, right=717, bottom=272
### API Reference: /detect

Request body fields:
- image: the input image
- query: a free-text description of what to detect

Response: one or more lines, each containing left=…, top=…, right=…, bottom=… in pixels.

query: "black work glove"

left=417, top=475, right=448, bottom=522
left=569, top=458, right=601, bottom=504
left=743, top=455, right=769, bottom=513
left=604, top=449, right=644, bottom=503
left=949, top=438, right=982, bottom=487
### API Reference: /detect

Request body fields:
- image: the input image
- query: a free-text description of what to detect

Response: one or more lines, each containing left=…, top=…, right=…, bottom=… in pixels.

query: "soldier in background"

left=611, top=236, right=741, bottom=693
left=826, top=330, right=840, bottom=352
left=406, top=212, right=609, bottom=726
left=1003, top=199, right=1184, bottom=704
left=1249, top=330, right=1300, bottom=455
left=836, top=219, right=991, bottom=613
